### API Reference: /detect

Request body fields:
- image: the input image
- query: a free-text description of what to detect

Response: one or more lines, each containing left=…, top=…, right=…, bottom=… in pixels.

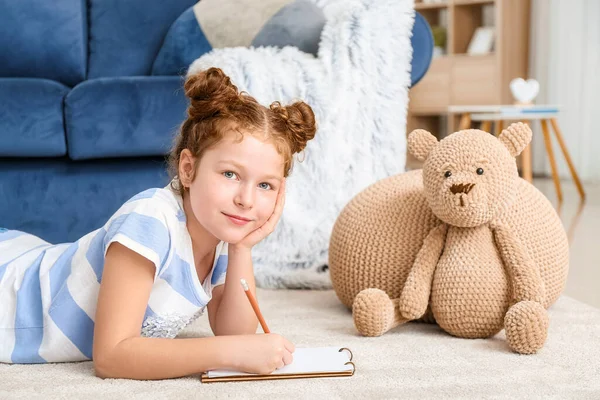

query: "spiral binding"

left=339, top=347, right=356, bottom=376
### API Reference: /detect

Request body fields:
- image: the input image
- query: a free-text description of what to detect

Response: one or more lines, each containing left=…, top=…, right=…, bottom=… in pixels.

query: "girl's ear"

left=498, top=122, right=532, bottom=157
left=178, top=149, right=196, bottom=188
left=408, top=129, right=438, bottom=161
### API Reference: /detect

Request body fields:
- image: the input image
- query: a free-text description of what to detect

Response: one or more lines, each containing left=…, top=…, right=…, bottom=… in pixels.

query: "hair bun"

left=270, top=101, right=317, bottom=153
left=184, top=67, right=239, bottom=121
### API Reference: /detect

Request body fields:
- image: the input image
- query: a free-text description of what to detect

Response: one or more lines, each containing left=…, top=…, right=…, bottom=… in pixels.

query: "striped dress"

left=0, top=185, right=228, bottom=364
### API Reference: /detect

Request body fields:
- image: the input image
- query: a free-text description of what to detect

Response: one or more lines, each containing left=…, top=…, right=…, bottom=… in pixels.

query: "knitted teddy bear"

left=329, top=123, right=569, bottom=354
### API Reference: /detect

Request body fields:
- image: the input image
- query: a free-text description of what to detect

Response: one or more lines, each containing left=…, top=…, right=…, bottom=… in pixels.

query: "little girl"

left=0, top=67, right=317, bottom=380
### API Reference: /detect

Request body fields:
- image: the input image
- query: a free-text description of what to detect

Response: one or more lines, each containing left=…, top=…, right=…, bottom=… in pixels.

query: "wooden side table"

left=448, top=105, right=585, bottom=203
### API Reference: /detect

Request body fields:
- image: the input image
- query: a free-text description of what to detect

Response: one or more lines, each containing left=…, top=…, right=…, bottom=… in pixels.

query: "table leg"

left=549, top=118, right=585, bottom=200
left=520, top=120, right=533, bottom=183
left=540, top=119, right=563, bottom=203
left=481, top=120, right=491, bottom=132
left=494, top=120, right=503, bottom=136
left=459, top=113, right=471, bottom=130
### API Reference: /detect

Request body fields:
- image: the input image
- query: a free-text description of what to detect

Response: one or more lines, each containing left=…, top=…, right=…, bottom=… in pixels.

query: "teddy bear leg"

left=352, top=288, right=408, bottom=337
left=504, top=301, right=549, bottom=354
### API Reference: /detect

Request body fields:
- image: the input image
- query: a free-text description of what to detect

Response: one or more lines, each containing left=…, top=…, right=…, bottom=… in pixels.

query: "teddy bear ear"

left=408, top=129, right=438, bottom=161
left=498, top=122, right=533, bottom=157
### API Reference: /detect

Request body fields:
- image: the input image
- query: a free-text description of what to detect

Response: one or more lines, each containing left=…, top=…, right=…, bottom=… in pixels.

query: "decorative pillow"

left=251, top=0, right=325, bottom=56
left=152, top=0, right=325, bottom=76
left=151, top=7, right=212, bottom=76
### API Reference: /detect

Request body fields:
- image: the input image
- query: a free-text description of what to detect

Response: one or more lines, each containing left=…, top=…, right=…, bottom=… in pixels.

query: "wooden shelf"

left=452, top=0, right=494, bottom=6
left=408, top=0, right=532, bottom=157
left=415, top=2, right=448, bottom=10
left=452, top=0, right=493, bottom=54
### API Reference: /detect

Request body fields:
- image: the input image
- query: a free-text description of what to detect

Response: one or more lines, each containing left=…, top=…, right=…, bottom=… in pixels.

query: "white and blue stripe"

left=0, top=185, right=228, bottom=363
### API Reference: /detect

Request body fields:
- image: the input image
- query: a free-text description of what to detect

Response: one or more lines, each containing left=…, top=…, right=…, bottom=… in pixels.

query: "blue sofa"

left=0, top=0, right=432, bottom=244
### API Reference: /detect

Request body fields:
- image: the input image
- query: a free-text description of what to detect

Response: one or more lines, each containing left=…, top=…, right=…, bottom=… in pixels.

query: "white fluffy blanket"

left=188, top=0, right=414, bottom=288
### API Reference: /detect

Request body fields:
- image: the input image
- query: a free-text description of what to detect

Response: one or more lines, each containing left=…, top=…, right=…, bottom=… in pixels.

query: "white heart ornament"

left=510, top=78, right=539, bottom=104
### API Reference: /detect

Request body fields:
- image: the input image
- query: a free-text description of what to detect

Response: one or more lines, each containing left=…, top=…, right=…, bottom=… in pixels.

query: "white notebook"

left=201, top=346, right=355, bottom=383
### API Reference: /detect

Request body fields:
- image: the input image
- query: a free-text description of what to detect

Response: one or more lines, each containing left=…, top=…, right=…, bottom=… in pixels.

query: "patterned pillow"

left=152, top=0, right=325, bottom=76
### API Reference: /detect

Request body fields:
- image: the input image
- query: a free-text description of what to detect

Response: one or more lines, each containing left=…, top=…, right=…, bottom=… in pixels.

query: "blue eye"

left=258, top=182, right=272, bottom=190
left=223, top=171, right=237, bottom=180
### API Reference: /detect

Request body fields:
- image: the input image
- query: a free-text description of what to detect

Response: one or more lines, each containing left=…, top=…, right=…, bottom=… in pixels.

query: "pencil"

left=240, top=278, right=270, bottom=334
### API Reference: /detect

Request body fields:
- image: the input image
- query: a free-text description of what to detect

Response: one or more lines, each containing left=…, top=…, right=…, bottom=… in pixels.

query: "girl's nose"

left=234, top=184, right=254, bottom=209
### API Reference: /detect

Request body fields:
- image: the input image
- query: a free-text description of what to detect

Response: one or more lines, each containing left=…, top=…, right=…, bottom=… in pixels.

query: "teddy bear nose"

left=450, top=183, right=475, bottom=195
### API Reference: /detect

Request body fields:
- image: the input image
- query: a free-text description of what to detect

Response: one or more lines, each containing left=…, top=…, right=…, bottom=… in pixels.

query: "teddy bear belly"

left=430, top=241, right=511, bottom=339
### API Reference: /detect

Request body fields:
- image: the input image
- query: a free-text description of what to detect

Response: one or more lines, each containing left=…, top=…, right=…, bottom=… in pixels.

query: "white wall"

left=529, top=0, right=600, bottom=182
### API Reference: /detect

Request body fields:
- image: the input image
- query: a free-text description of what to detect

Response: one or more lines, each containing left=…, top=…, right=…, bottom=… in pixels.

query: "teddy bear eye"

left=444, top=171, right=452, bottom=178
left=476, top=168, right=484, bottom=175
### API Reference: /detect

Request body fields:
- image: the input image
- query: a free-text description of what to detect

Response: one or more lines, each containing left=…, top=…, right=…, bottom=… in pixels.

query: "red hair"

left=168, top=67, right=317, bottom=196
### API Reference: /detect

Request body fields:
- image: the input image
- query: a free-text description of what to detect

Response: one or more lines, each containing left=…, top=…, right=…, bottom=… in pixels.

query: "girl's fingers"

left=264, top=180, right=286, bottom=229
left=277, top=180, right=286, bottom=205
left=283, top=338, right=295, bottom=353
left=241, top=180, right=287, bottom=246
left=275, top=180, right=286, bottom=214
left=282, top=349, right=294, bottom=366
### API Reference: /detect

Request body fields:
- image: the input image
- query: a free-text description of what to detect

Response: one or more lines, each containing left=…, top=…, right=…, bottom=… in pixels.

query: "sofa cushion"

left=0, top=0, right=87, bottom=87
left=64, top=77, right=188, bottom=160
left=0, top=78, right=69, bottom=157
left=87, top=0, right=196, bottom=78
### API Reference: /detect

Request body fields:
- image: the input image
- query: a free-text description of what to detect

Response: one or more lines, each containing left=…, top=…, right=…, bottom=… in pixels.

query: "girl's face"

left=180, top=132, right=285, bottom=244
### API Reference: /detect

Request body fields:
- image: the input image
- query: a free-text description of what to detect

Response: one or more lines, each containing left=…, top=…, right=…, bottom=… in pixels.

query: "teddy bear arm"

left=398, top=223, right=448, bottom=320
left=493, top=224, right=545, bottom=304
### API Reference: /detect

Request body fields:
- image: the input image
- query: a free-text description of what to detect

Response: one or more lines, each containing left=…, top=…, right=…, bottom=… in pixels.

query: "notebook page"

left=207, top=347, right=352, bottom=378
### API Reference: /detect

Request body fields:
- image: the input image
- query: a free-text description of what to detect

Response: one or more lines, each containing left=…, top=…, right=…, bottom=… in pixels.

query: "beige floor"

left=534, top=178, right=600, bottom=309
left=3, top=289, right=600, bottom=398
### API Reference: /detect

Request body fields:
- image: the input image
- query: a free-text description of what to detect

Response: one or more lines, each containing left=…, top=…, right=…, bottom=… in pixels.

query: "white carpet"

left=2, top=290, right=600, bottom=399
